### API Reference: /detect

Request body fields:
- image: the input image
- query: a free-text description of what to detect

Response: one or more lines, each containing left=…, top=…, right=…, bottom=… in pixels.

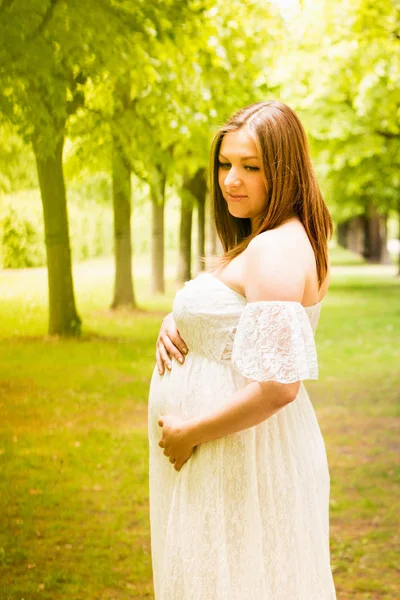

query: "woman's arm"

left=158, top=377, right=300, bottom=471
left=186, top=379, right=299, bottom=446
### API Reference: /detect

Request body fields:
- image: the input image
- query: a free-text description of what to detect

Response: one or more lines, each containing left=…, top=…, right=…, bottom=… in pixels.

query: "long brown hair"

left=208, top=100, right=332, bottom=287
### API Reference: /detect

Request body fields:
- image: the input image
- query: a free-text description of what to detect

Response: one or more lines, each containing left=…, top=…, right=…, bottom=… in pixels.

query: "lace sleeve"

left=231, top=301, right=318, bottom=383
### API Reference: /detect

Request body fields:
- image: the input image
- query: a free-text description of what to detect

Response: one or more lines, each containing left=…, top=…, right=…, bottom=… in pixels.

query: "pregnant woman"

left=148, top=100, right=337, bottom=599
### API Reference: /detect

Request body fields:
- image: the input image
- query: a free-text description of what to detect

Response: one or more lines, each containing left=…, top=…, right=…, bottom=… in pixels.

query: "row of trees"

left=0, top=0, right=399, bottom=336
left=278, top=0, right=400, bottom=264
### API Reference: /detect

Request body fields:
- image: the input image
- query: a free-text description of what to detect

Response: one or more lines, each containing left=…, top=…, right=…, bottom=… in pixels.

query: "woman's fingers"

left=175, top=334, right=188, bottom=357
left=164, top=314, right=188, bottom=351
left=157, top=338, right=172, bottom=372
left=155, top=347, right=165, bottom=376
left=160, top=333, right=187, bottom=366
left=175, top=332, right=188, bottom=357
left=169, top=456, right=176, bottom=464
left=155, top=313, right=189, bottom=374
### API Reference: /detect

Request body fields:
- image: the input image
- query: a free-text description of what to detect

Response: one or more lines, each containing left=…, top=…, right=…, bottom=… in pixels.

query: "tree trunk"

left=363, top=202, right=390, bottom=264
left=197, top=193, right=206, bottom=271
left=150, top=167, right=166, bottom=294
left=379, top=214, right=391, bottom=265
left=177, top=168, right=207, bottom=282
left=177, top=188, right=193, bottom=284
left=337, top=221, right=348, bottom=248
left=111, top=129, right=136, bottom=309
left=34, top=135, right=81, bottom=336
left=346, top=216, right=365, bottom=255
left=195, top=169, right=207, bottom=272
left=364, top=204, right=380, bottom=261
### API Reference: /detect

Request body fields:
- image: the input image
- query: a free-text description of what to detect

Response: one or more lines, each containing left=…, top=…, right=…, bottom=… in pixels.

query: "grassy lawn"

left=0, top=257, right=399, bottom=599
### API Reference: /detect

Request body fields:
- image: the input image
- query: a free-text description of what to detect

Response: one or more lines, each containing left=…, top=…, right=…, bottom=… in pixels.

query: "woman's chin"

left=227, top=206, right=249, bottom=219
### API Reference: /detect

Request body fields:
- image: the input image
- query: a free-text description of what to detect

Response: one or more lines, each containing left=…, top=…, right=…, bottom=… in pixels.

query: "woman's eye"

left=218, top=161, right=259, bottom=172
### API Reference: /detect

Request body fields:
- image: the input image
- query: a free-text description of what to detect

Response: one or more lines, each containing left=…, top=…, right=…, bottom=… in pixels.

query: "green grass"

left=0, top=258, right=399, bottom=599
left=329, top=244, right=367, bottom=266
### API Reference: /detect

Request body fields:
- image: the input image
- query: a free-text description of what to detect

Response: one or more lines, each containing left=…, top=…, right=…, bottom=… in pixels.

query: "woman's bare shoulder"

left=248, top=219, right=308, bottom=249
left=246, top=219, right=311, bottom=260
left=243, top=226, right=308, bottom=303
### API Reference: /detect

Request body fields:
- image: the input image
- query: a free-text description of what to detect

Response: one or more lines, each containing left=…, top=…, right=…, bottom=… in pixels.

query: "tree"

left=111, top=97, right=136, bottom=308
left=176, top=168, right=207, bottom=283
left=170, top=0, right=281, bottom=280
left=193, top=168, right=208, bottom=273
left=271, top=0, right=400, bottom=264
left=177, top=172, right=195, bottom=283
left=0, top=1, right=84, bottom=334
left=0, top=0, right=139, bottom=333
left=67, top=1, right=221, bottom=296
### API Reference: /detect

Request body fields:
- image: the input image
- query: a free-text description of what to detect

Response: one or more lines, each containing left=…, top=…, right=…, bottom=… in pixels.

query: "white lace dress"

left=148, top=272, right=336, bottom=600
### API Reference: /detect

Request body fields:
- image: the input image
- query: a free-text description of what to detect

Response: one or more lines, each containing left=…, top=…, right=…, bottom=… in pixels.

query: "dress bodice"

left=172, top=272, right=246, bottom=364
left=172, top=273, right=322, bottom=379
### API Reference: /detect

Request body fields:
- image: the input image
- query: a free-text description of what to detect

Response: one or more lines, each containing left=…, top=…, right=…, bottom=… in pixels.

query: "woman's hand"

left=158, top=415, right=196, bottom=472
left=156, top=313, right=188, bottom=375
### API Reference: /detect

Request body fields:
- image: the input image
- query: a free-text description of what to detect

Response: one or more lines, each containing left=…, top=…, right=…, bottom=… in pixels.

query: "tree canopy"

left=0, top=0, right=399, bottom=333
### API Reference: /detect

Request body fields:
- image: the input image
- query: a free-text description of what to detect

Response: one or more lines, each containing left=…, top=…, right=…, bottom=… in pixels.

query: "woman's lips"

left=226, top=192, right=247, bottom=203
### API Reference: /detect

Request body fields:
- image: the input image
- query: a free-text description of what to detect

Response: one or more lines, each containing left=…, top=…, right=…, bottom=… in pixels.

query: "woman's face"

left=218, top=128, right=267, bottom=227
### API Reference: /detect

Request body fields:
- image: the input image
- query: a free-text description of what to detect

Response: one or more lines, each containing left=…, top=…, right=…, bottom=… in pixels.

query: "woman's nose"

left=224, top=168, right=241, bottom=187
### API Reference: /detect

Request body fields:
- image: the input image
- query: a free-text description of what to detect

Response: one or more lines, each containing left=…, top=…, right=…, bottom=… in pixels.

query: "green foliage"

left=0, top=0, right=142, bottom=155
left=273, top=0, right=400, bottom=219
left=66, top=0, right=280, bottom=191
left=0, top=190, right=113, bottom=269
left=0, top=181, right=193, bottom=269
left=69, top=203, right=113, bottom=263
left=1, top=0, right=399, bottom=282
left=67, top=172, right=112, bottom=206
left=0, top=204, right=45, bottom=268
left=0, top=125, right=37, bottom=193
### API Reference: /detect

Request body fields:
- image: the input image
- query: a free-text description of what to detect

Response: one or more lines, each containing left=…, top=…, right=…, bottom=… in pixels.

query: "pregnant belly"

left=148, top=352, right=243, bottom=440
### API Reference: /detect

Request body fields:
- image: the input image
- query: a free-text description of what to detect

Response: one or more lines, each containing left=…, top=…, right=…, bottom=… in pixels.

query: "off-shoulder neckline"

left=201, top=272, right=324, bottom=310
